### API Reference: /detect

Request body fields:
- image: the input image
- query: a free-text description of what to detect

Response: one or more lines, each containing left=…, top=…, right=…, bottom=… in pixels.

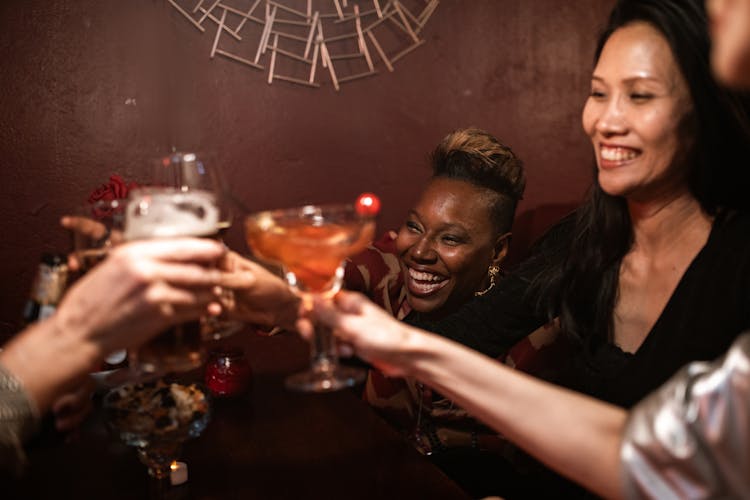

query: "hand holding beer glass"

left=154, top=152, right=241, bottom=340
left=124, top=187, right=222, bottom=375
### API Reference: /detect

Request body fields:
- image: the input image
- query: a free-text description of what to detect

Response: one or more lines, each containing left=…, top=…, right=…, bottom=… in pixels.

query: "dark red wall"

left=0, top=0, right=613, bottom=336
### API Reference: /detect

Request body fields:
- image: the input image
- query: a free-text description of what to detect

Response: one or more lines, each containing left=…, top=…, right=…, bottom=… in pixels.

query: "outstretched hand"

left=60, top=215, right=125, bottom=271
left=55, top=237, right=227, bottom=358
left=217, top=251, right=300, bottom=331
left=51, top=375, right=96, bottom=433
left=0, top=237, right=227, bottom=415
left=297, top=291, right=417, bottom=377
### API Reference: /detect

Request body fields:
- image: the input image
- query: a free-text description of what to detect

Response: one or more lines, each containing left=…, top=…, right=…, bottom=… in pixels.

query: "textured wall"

left=0, top=0, right=613, bottom=336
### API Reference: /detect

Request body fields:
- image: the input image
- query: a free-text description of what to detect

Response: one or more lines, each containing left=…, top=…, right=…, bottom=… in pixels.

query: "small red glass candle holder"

left=204, top=347, right=252, bottom=397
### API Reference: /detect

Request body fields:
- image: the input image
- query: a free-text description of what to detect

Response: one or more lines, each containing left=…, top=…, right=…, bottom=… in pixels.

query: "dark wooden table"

left=5, top=329, right=470, bottom=499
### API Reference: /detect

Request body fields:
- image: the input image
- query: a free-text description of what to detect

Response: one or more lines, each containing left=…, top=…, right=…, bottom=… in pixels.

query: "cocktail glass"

left=244, top=203, right=375, bottom=392
left=103, top=380, right=211, bottom=496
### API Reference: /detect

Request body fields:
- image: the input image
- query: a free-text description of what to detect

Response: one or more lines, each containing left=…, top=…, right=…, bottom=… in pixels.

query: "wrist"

left=403, top=329, right=470, bottom=390
left=0, top=309, right=104, bottom=415
left=51, top=304, right=104, bottom=371
left=393, top=324, right=437, bottom=379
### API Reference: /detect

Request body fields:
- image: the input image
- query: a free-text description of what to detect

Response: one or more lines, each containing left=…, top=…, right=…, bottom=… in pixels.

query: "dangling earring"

left=475, top=265, right=500, bottom=296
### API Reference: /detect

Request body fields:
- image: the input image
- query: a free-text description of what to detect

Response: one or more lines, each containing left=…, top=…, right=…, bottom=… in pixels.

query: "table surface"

left=5, top=329, right=470, bottom=500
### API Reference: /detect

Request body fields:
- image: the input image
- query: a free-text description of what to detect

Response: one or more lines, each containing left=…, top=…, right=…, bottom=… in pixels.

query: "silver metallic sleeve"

left=621, top=333, right=750, bottom=499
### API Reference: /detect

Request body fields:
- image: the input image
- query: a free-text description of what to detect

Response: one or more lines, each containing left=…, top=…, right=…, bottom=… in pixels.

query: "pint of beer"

left=124, top=188, right=219, bottom=374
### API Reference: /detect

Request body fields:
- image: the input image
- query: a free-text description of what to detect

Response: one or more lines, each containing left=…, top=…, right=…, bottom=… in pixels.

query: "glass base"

left=284, top=365, right=366, bottom=392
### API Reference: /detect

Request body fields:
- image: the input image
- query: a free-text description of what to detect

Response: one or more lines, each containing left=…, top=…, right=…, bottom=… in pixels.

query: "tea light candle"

left=170, top=461, right=188, bottom=486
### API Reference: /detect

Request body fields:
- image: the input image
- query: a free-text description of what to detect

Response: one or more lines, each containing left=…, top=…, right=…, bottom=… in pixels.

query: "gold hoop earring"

left=475, top=265, right=500, bottom=297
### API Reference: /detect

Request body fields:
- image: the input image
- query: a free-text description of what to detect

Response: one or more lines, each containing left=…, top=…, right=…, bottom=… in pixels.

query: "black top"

left=408, top=210, right=750, bottom=408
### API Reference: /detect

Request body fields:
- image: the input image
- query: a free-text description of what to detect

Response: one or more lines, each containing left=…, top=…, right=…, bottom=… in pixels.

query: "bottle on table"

left=22, top=252, right=69, bottom=325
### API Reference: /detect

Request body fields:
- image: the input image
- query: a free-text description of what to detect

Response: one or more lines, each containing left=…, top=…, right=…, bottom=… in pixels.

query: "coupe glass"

left=103, top=380, right=211, bottom=496
left=153, top=152, right=240, bottom=340
left=244, top=203, right=376, bottom=392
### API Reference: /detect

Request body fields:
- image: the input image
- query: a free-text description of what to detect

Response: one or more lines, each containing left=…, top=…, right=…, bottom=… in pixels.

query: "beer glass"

left=153, top=152, right=240, bottom=340
left=124, top=187, right=220, bottom=375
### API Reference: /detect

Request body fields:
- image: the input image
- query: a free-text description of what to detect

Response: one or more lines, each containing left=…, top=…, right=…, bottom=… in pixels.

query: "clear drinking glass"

left=70, top=199, right=128, bottom=273
left=124, top=187, right=220, bottom=375
left=244, top=203, right=376, bottom=392
left=152, top=152, right=233, bottom=235
left=70, top=199, right=130, bottom=373
left=103, top=380, right=211, bottom=496
left=153, top=152, right=240, bottom=340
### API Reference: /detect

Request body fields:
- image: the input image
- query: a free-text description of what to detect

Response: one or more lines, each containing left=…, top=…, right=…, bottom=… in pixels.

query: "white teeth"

left=410, top=280, right=446, bottom=294
left=601, top=146, right=638, bottom=162
left=408, top=268, right=445, bottom=282
left=407, top=268, right=448, bottom=295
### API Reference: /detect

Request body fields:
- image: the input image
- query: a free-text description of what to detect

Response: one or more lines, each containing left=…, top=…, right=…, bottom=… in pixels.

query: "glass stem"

left=310, top=320, right=338, bottom=374
left=147, top=475, right=172, bottom=500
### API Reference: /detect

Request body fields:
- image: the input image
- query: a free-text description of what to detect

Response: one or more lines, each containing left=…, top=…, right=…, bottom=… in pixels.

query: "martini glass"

left=244, top=203, right=376, bottom=392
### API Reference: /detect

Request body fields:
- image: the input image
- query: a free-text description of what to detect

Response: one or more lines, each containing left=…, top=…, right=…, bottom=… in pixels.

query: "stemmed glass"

left=244, top=201, right=377, bottom=392
left=103, top=380, right=211, bottom=497
left=153, top=152, right=240, bottom=340
left=152, top=152, right=233, bottom=234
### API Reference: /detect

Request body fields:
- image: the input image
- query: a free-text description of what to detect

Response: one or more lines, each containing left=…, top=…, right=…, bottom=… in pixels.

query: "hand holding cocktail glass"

left=244, top=193, right=380, bottom=392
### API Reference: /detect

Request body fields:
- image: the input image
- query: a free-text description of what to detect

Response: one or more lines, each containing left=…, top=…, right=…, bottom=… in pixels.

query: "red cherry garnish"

left=355, top=193, right=381, bottom=216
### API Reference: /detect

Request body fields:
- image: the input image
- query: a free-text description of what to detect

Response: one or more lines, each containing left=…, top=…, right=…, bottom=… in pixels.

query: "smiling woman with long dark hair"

left=408, top=0, right=750, bottom=409
left=219, top=0, right=750, bottom=496
left=350, top=0, right=750, bottom=496
left=294, top=0, right=750, bottom=496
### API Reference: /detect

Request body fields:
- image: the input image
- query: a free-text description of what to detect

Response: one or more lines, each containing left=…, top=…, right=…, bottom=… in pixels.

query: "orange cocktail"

left=247, top=219, right=374, bottom=293
left=244, top=198, right=379, bottom=392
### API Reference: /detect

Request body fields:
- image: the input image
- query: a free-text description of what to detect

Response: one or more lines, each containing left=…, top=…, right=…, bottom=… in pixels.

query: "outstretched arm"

left=0, top=237, right=226, bottom=414
left=306, top=291, right=627, bottom=499
left=217, top=251, right=300, bottom=331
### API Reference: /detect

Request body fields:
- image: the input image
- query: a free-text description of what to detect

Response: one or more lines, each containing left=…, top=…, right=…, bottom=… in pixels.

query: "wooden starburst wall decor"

left=167, top=0, right=439, bottom=90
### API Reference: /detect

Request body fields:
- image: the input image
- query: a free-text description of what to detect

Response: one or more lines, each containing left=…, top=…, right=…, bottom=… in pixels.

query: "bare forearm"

left=0, top=316, right=99, bottom=414
left=404, top=331, right=626, bottom=499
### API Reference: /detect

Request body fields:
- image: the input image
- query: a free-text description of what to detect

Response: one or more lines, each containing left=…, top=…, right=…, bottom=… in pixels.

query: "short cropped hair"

left=430, top=127, right=525, bottom=234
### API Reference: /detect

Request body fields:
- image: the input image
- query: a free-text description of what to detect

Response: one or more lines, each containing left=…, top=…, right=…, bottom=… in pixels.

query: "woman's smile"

left=403, top=266, right=449, bottom=296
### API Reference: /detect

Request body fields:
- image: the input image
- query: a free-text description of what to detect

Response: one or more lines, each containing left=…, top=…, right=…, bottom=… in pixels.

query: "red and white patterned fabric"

left=344, top=232, right=570, bottom=454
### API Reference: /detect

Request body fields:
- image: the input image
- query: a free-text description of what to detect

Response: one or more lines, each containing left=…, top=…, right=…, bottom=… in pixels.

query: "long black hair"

left=531, top=0, right=750, bottom=346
